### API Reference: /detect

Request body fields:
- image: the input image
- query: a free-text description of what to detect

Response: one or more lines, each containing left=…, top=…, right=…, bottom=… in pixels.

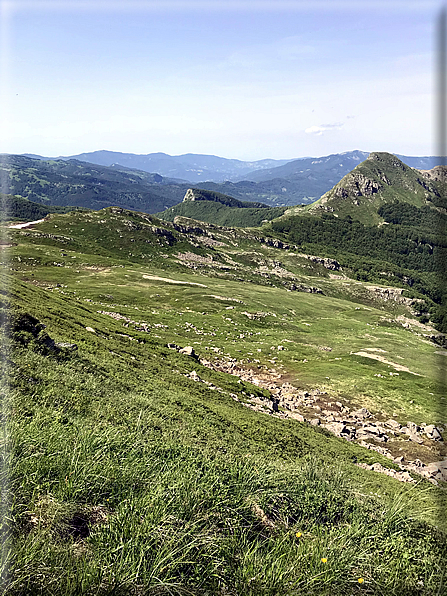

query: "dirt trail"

left=142, top=274, right=207, bottom=287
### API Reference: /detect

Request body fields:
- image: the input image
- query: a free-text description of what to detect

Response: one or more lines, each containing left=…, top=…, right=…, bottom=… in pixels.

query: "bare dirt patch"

left=352, top=351, right=422, bottom=376
left=142, top=274, right=207, bottom=287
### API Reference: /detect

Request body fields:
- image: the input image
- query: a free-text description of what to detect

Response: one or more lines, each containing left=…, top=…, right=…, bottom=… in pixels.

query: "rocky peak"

left=183, top=188, right=200, bottom=202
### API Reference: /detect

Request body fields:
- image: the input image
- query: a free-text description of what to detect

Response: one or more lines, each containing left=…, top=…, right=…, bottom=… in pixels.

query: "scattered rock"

left=179, top=346, right=197, bottom=358
left=196, top=354, right=444, bottom=484
left=424, top=425, right=443, bottom=441
left=351, top=408, right=372, bottom=420
left=356, top=462, right=415, bottom=483
left=55, top=342, right=78, bottom=350
left=384, top=419, right=402, bottom=430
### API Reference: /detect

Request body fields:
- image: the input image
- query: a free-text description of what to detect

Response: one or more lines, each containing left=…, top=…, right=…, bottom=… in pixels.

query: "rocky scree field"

left=1, top=206, right=446, bottom=595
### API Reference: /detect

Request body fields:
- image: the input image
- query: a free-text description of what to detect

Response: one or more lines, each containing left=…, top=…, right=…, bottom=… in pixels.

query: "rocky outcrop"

left=194, top=354, right=445, bottom=485
left=304, top=256, right=341, bottom=271
left=334, top=173, right=381, bottom=198
left=9, top=312, right=77, bottom=354
left=366, top=285, right=425, bottom=308
left=183, top=189, right=202, bottom=202
left=418, top=165, right=446, bottom=184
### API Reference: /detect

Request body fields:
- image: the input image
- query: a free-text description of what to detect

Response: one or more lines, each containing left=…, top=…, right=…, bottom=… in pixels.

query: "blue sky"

left=0, top=0, right=443, bottom=160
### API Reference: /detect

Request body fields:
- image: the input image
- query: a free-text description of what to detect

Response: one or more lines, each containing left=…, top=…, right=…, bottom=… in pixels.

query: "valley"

left=1, top=151, right=446, bottom=595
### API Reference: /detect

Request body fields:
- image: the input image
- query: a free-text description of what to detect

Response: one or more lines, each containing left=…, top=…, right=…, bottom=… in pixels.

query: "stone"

left=55, top=342, right=77, bottom=350
left=85, top=327, right=96, bottom=333
left=384, top=419, right=401, bottom=430
left=407, top=421, right=421, bottom=434
left=289, top=412, right=305, bottom=422
left=179, top=346, right=197, bottom=358
left=407, top=432, right=424, bottom=444
left=424, top=425, right=443, bottom=441
left=323, top=421, right=342, bottom=433
left=352, top=408, right=371, bottom=420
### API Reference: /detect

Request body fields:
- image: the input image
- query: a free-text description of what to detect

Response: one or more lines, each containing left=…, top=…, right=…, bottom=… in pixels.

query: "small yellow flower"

left=321, top=558, right=327, bottom=563
left=358, top=578, right=364, bottom=584
left=296, top=532, right=302, bottom=538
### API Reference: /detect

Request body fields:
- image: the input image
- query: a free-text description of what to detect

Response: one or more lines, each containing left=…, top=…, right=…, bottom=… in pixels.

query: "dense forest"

left=0, top=194, right=77, bottom=221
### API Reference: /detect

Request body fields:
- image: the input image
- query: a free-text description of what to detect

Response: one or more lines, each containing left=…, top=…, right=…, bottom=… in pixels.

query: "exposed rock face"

left=334, top=173, right=381, bottom=198
left=183, top=188, right=200, bottom=202
left=305, top=256, right=341, bottom=271
left=418, top=165, right=447, bottom=184
left=309, top=152, right=445, bottom=223
left=367, top=285, right=415, bottom=306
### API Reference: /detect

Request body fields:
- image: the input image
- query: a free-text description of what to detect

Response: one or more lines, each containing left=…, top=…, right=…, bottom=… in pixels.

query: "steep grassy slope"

left=305, top=152, right=446, bottom=224
left=156, top=200, right=287, bottom=227
left=2, top=208, right=446, bottom=595
left=181, top=187, right=269, bottom=208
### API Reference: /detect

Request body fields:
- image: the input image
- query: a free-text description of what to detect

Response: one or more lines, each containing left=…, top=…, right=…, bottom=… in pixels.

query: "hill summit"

left=182, top=187, right=269, bottom=209
left=307, top=152, right=446, bottom=224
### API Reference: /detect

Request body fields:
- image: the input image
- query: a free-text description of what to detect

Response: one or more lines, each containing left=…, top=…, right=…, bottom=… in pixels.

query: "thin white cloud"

left=305, top=122, right=344, bottom=135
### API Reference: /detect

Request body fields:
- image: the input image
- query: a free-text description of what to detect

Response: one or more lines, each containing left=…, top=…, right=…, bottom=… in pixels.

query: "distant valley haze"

left=17, top=149, right=440, bottom=185
left=0, top=3, right=437, bottom=162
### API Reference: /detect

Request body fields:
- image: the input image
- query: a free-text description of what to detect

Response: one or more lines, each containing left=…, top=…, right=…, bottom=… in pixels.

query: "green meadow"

left=1, top=207, right=446, bottom=595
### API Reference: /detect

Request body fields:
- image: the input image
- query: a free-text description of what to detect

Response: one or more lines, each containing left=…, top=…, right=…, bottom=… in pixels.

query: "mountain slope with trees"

left=304, top=152, right=446, bottom=224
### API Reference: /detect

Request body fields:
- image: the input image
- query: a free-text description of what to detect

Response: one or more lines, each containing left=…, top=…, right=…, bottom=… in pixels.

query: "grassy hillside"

left=1, top=207, right=446, bottom=595
left=306, top=152, right=446, bottom=225
left=182, top=187, right=270, bottom=208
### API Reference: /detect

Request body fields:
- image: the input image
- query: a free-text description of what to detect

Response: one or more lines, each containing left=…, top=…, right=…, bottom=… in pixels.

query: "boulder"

left=179, top=346, right=197, bottom=358
left=55, top=342, right=78, bottom=350
left=351, top=408, right=372, bottom=420
left=384, top=419, right=402, bottom=430
left=424, top=425, right=443, bottom=441
left=406, top=421, right=421, bottom=434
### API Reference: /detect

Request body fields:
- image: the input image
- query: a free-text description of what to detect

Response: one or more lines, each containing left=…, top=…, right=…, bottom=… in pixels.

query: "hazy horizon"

left=0, top=1, right=442, bottom=160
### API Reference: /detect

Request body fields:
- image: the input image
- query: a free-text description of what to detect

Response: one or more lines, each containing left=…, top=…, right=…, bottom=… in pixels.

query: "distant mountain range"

left=1, top=154, right=190, bottom=213
left=3, top=151, right=446, bottom=234
left=21, top=150, right=292, bottom=184
left=19, top=149, right=440, bottom=207
left=156, top=152, right=447, bottom=228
